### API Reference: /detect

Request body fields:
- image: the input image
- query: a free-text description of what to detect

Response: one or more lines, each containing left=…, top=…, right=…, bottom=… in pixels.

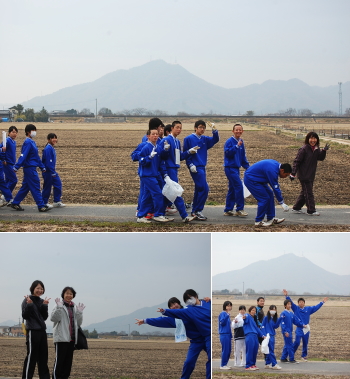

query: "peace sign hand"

left=25, top=295, right=33, bottom=304
left=43, top=297, right=51, bottom=304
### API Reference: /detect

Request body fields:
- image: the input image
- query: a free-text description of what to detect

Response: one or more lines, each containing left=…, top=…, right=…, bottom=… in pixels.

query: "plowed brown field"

left=0, top=338, right=206, bottom=378
left=14, top=128, right=350, bottom=206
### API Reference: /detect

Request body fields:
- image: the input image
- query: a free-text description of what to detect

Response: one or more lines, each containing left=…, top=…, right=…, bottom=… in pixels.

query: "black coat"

left=292, top=144, right=326, bottom=182
left=22, top=295, right=48, bottom=330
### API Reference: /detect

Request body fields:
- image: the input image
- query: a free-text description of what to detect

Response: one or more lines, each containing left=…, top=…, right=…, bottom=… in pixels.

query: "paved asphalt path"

left=0, top=205, right=349, bottom=224
left=212, top=359, right=350, bottom=375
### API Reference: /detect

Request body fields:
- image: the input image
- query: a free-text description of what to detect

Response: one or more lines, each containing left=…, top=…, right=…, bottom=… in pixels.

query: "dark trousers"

left=22, top=330, right=50, bottom=379
left=52, top=341, right=75, bottom=379
left=293, top=180, right=315, bottom=214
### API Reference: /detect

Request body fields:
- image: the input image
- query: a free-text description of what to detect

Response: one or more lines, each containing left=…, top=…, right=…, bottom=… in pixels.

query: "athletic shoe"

left=0, top=195, right=5, bottom=201
left=245, top=366, right=257, bottom=371
left=307, top=211, right=320, bottom=216
left=39, top=205, right=52, bottom=212
left=289, top=360, right=299, bottom=364
left=291, top=209, right=304, bottom=214
left=272, top=365, right=282, bottom=370
left=0, top=199, right=9, bottom=207
left=137, top=217, right=151, bottom=224
left=301, top=357, right=308, bottom=362
left=280, top=359, right=289, bottom=363
left=165, top=206, right=177, bottom=214
left=224, top=210, right=235, bottom=216
left=253, top=366, right=259, bottom=370
left=192, top=211, right=207, bottom=221
left=235, top=210, right=248, bottom=217
left=255, top=221, right=264, bottom=226
left=10, top=204, right=24, bottom=211
left=265, top=364, right=272, bottom=368
left=183, top=216, right=196, bottom=223
left=53, top=201, right=66, bottom=208
left=220, top=365, right=232, bottom=370
left=272, top=217, right=285, bottom=224
left=145, top=213, right=154, bottom=219
left=262, top=219, right=274, bottom=227
left=45, top=204, right=54, bottom=209
left=153, top=216, right=172, bottom=222
left=185, top=202, right=192, bottom=209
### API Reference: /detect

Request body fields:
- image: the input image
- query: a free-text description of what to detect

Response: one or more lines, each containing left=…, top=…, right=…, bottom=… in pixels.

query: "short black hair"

left=29, top=280, right=45, bottom=295
left=171, top=120, right=182, bottom=128
left=248, top=305, right=255, bottom=313
left=183, top=289, right=198, bottom=302
left=305, top=132, right=320, bottom=146
left=147, top=129, right=158, bottom=136
left=280, top=163, right=292, bottom=173
left=47, top=133, right=57, bottom=140
left=298, top=297, right=305, bottom=303
left=233, top=123, right=243, bottom=131
left=8, top=126, right=18, bottom=133
left=25, top=124, right=36, bottom=136
left=61, top=286, right=76, bottom=299
left=194, top=120, right=206, bottom=129
left=149, top=118, right=164, bottom=130
left=239, top=305, right=246, bottom=311
left=223, top=301, right=232, bottom=310
left=168, top=297, right=183, bottom=308
left=284, top=299, right=291, bottom=308
left=257, top=296, right=264, bottom=302
left=164, top=124, right=172, bottom=136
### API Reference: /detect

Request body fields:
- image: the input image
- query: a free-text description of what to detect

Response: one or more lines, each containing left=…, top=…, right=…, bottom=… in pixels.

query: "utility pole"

left=243, top=282, right=244, bottom=297
left=96, top=99, right=97, bottom=120
left=338, top=82, right=342, bottom=116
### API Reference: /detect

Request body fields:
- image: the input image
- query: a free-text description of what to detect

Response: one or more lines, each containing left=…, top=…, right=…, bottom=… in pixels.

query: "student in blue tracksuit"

left=244, top=159, right=291, bottom=226
left=219, top=301, right=233, bottom=370
left=0, top=125, right=18, bottom=193
left=183, top=120, right=219, bottom=220
left=137, top=129, right=173, bottom=223
left=136, top=296, right=208, bottom=379
left=280, top=299, right=305, bottom=363
left=159, top=289, right=211, bottom=379
left=283, top=289, right=328, bottom=361
left=11, top=124, right=52, bottom=212
left=41, top=133, right=65, bottom=207
left=141, top=117, right=164, bottom=143
left=159, top=120, right=199, bottom=223
left=223, top=124, right=250, bottom=217
left=243, top=306, right=265, bottom=371
left=262, top=305, right=282, bottom=370
left=0, top=148, right=13, bottom=205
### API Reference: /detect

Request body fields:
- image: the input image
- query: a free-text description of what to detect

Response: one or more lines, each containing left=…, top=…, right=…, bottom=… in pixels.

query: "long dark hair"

left=304, top=131, right=320, bottom=146
left=267, top=305, right=278, bottom=322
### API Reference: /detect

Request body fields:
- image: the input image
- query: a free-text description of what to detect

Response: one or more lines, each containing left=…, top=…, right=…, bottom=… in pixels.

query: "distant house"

left=0, top=325, right=10, bottom=335
left=0, top=110, right=14, bottom=122
left=9, top=324, right=23, bottom=337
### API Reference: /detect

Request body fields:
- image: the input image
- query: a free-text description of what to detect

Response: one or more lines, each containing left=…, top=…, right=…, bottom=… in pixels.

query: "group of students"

left=0, top=124, right=65, bottom=212
left=219, top=292, right=328, bottom=371
left=132, top=118, right=330, bottom=226
left=21, top=280, right=85, bottom=379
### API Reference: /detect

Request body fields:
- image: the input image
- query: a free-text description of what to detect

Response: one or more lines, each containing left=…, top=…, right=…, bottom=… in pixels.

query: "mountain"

left=212, top=253, right=350, bottom=295
left=84, top=301, right=173, bottom=334
left=0, top=319, right=18, bottom=326
left=22, top=60, right=349, bottom=114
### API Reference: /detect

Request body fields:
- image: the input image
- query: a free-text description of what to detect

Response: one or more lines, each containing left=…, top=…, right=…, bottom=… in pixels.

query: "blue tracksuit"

left=243, top=313, right=264, bottom=368
left=162, top=300, right=211, bottom=379
left=13, top=137, right=46, bottom=208
left=183, top=130, right=219, bottom=213
left=137, top=142, right=168, bottom=217
left=224, top=137, right=249, bottom=212
left=41, top=144, right=62, bottom=204
left=280, top=309, right=304, bottom=361
left=218, top=311, right=232, bottom=367
left=286, top=296, right=324, bottom=358
left=131, top=142, right=149, bottom=212
left=0, top=150, right=13, bottom=201
left=145, top=316, right=207, bottom=379
left=159, top=135, right=190, bottom=218
left=0, top=137, right=18, bottom=192
left=262, top=315, right=282, bottom=367
left=244, top=159, right=284, bottom=222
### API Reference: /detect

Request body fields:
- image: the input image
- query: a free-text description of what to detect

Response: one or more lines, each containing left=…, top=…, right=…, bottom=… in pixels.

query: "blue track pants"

left=42, top=172, right=62, bottom=204
left=4, top=164, right=17, bottom=192
left=13, top=167, right=45, bottom=208
left=137, top=176, right=165, bottom=217
left=220, top=333, right=232, bottom=367
left=0, top=166, right=13, bottom=201
left=167, top=167, right=188, bottom=218
left=281, top=333, right=295, bottom=361
left=245, top=333, right=259, bottom=368
left=181, top=338, right=207, bottom=379
left=265, top=335, right=278, bottom=367
left=224, top=167, right=244, bottom=212
left=189, top=166, right=209, bottom=213
left=293, top=331, right=309, bottom=358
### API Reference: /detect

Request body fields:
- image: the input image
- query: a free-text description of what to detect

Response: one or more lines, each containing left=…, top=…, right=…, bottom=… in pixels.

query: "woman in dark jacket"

left=22, top=280, right=51, bottom=379
left=290, top=132, right=329, bottom=216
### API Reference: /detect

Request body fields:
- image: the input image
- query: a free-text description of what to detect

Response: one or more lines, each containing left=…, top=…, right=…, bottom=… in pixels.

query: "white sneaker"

left=272, top=217, right=285, bottom=224
left=262, top=219, right=274, bottom=226
left=272, top=365, right=282, bottom=370
left=307, top=211, right=320, bottom=216
left=301, top=357, right=308, bottom=362
left=153, top=216, right=171, bottom=222
left=224, top=210, right=235, bottom=216
left=0, top=195, right=5, bottom=201
left=265, top=364, right=272, bottom=368
left=137, top=217, right=151, bottom=224
left=183, top=216, right=196, bottom=223
left=291, top=209, right=304, bottom=214
left=165, top=206, right=177, bottom=214
left=255, top=221, right=264, bottom=226
left=53, top=201, right=66, bottom=208
left=235, top=210, right=248, bottom=217
left=220, top=365, right=232, bottom=370
left=45, top=204, right=53, bottom=209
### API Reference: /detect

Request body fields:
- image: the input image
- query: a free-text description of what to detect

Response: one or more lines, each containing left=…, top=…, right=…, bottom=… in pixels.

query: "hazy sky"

left=212, top=233, right=350, bottom=276
left=1, top=0, right=349, bottom=106
left=0, top=233, right=211, bottom=326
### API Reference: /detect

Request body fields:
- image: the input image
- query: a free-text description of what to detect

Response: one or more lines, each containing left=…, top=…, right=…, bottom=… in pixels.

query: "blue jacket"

left=243, top=313, right=264, bottom=337
left=145, top=316, right=202, bottom=340
left=42, top=144, right=57, bottom=175
left=218, top=311, right=232, bottom=337
left=162, top=300, right=211, bottom=337
left=224, top=137, right=249, bottom=169
left=159, top=135, right=190, bottom=169
left=131, top=142, right=147, bottom=162
left=280, top=309, right=303, bottom=334
left=0, top=137, right=16, bottom=165
left=14, top=138, right=45, bottom=170
left=286, top=296, right=324, bottom=334
left=139, top=141, right=167, bottom=178
left=262, top=315, right=282, bottom=336
left=183, top=131, right=219, bottom=168
left=244, top=159, right=284, bottom=203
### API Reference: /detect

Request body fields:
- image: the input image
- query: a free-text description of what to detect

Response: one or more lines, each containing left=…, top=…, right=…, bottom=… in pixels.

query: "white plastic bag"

left=162, top=178, right=184, bottom=202
left=242, top=180, right=251, bottom=198
left=174, top=319, right=187, bottom=343
left=303, top=324, right=310, bottom=335
left=261, top=333, right=270, bottom=354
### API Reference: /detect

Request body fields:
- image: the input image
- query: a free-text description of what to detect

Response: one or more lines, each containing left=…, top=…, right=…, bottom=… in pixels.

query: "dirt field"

left=0, top=338, right=206, bottom=378
left=10, top=124, right=350, bottom=207
left=212, top=296, right=350, bottom=361
left=213, top=374, right=349, bottom=379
